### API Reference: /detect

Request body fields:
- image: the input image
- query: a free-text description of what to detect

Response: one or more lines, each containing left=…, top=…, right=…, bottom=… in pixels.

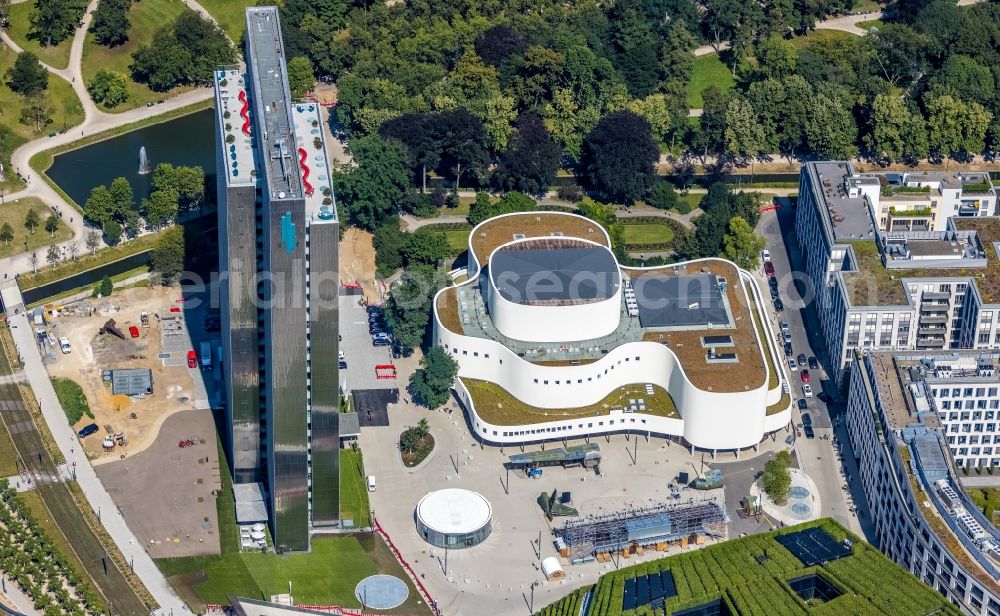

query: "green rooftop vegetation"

left=887, top=206, right=932, bottom=217
left=536, top=519, right=961, bottom=616
left=963, top=182, right=993, bottom=194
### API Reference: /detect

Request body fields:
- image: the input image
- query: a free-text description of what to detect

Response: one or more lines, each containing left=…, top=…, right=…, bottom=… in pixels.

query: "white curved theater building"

left=432, top=212, right=791, bottom=453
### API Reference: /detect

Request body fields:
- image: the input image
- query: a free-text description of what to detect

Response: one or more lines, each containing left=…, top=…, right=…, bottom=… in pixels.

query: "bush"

left=557, top=185, right=584, bottom=202
left=647, top=180, right=679, bottom=210
left=98, top=275, right=113, bottom=297
left=402, top=191, right=439, bottom=218
left=430, top=187, right=455, bottom=208
left=761, top=451, right=792, bottom=504
left=51, top=378, right=94, bottom=425
left=408, top=346, right=458, bottom=408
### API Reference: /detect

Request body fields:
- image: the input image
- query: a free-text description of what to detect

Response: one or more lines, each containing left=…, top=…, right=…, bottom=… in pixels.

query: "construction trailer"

left=507, top=443, right=601, bottom=474
left=554, top=500, right=728, bottom=564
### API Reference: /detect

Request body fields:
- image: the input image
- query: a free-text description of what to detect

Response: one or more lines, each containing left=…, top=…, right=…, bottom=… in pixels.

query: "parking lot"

left=339, top=294, right=397, bottom=393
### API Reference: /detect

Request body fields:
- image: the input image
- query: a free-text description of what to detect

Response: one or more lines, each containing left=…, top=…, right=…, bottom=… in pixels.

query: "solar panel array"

left=621, top=570, right=677, bottom=611
left=775, top=527, right=851, bottom=566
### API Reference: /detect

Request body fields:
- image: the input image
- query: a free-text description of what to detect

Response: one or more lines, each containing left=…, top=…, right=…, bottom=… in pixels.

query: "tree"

left=24, top=209, right=39, bottom=234
left=402, top=229, right=451, bottom=266
left=28, top=0, right=86, bottom=47
left=150, top=225, right=184, bottom=281
left=761, top=451, right=792, bottom=504
left=67, top=240, right=78, bottom=260
left=89, top=0, right=130, bottom=47
left=467, top=191, right=538, bottom=226
left=130, top=9, right=235, bottom=91
left=5, top=52, right=48, bottom=96
left=722, top=217, right=765, bottom=270
left=336, top=135, right=409, bottom=230
left=0, top=223, right=12, bottom=246
left=474, top=24, right=527, bottom=67
left=109, top=176, right=134, bottom=218
left=141, top=189, right=178, bottom=228
left=408, top=346, right=458, bottom=409
left=18, top=95, right=53, bottom=131
left=102, top=219, right=122, bottom=245
left=84, top=185, right=114, bottom=225
left=373, top=219, right=408, bottom=277
left=85, top=230, right=101, bottom=254
left=99, top=275, right=113, bottom=297
left=494, top=113, right=562, bottom=195
left=482, top=95, right=517, bottom=152
left=928, top=55, right=995, bottom=107
left=45, top=243, right=59, bottom=266
left=754, top=36, right=796, bottom=79
left=581, top=110, right=659, bottom=204
left=647, top=181, right=679, bottom=210
left=44, top=214, right=58, bottom=237
left=286, top=56, right=315, bottom=99
left=804, top=93, right=857, bottom=160
left=926, top=94, right=992, bottom=160
left=0, top=0, right=10, bottom=29
left=578, top=198, right=625, bottom=258
left=723, top=98, right=765, bottom=163
left=384, top=266, right=447, bottom=352
left=28, top=251, right=38, bottom=273
left=87, top=69, right=130, bottom=107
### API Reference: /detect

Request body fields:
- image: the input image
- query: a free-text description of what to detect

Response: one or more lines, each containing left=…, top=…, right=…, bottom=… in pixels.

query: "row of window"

left=940, top=399, right=1000, bottom=411
left=935, top=387, right=1000, bottom=398
left=489, top=415, right=651, bottom=438
left=532, top=356, right=643, bottom=386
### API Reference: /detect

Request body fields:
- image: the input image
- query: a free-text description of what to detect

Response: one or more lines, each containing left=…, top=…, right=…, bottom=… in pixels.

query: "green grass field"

left=0, top=45, right=85, bottom=141
left=81, top=0, right=195, bottom=111
left=51, top=377, right=94, bottom=426
left=194, top=0, right=255, bottom=41
left=856, top=19, right=884, bottom=31
left=444, top=228, right=471, bottom=251
left=622, top=222, right=675, bottom=246
left=687, top=53, right=734, bottom=109
left=340, top=447, right=371, bottom=528
left=5, top=2, right=74, bottom=70
left=0, top=197, right=73, bottom=260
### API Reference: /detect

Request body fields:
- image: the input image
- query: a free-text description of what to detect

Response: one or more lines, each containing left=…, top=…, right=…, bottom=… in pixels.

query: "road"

left=1, top=282, right=190, bottom=615
left=755, top=203, right=874, bottom=540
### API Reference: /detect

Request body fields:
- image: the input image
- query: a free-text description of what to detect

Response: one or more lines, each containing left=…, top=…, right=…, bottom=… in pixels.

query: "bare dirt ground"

left=340, top=227, right=383, bottom=302
left=44, top=285, right=204, bottom=461
left=95, top=410, right=221, bottom=558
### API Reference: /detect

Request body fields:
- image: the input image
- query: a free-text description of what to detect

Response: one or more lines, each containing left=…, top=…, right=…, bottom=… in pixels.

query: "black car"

left=770, top=287, right=780, bottom=300
left=774, top=299, right=784, bottom=312
left=804, top=425, right=815, bottom=439
left=768, top=276, right=779, bottom=289
left=797, top=399, right=807, bottom=410
left=818, top=392, right=834, bottom=404
left=78, top=423, right=99, bottom=437
left=367, top=305, right=383, bottom=315
left=801, top=412, right=812, bottom=426
left=338, top=360, right=348, bottom=369
left=808, top=356, right=819, bottom=370
left=784, top=342, right=793, bottom=357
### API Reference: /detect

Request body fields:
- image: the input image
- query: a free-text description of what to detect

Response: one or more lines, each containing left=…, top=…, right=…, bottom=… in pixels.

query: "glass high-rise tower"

left=214, top=6, right=340, bottom=552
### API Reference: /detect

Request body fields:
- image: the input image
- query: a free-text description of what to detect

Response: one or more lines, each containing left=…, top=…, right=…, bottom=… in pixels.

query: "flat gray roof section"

left=490, top=240, right=619, bottom=305
left=810, top=161, right=875, bottom=242
left=340, top=412, right=360, bottom=437
left=110, top=368, right=152, bottom=396
left=245, top=6, right=300, bottom=202
left=234, top=482, right=268, bottom=523
left=634, top=274, right=731, bottom=328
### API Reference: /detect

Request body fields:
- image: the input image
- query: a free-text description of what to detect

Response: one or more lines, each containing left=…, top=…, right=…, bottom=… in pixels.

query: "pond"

left=47, top=108, right=216, bottom=208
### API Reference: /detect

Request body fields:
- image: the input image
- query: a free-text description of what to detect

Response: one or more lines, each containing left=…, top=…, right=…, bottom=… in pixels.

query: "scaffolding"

left=554, top=500, right=728, bottom=560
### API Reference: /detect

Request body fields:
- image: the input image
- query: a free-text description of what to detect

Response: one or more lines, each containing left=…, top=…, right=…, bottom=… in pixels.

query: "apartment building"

left=846, top=350, right=1000, bottom=615
left=215, top=7, right=340, bottom=552
left=796, top=162, right=1000, bottom=383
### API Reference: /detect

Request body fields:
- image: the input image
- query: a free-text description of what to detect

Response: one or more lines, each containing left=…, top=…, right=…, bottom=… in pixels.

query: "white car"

left=803, top=384, right=814, bottom=398
left=788, top=358, right=798, bottom=371
left=761, top=249, right=772, bottom=262
left=58, top=337, right=71, bottom=354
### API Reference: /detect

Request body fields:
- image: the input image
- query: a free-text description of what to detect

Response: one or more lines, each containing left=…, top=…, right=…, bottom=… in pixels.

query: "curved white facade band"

left=432, top=211, right=792, bottom=451
left=415, top=489, right=493, bottom=549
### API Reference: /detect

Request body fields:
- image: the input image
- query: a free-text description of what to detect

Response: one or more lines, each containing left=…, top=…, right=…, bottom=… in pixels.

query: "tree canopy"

left=6, top=52, right=48, bottom=97
left=335, top=134, right=410, bottom=230
left=90, top=0, right=131, bottom=47
left=409, top=346, right=459, bottom=409
left=29, top=0, right=86, bottom=47
left=130, top=9, right=235, bottom=91
left=581, top=110, right=659, bottom=204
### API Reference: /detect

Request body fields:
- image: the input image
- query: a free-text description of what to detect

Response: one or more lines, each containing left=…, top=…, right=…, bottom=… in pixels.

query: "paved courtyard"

left=95, top=410, right=222, bottom=558
left=360, top=397, right=794, bottom=616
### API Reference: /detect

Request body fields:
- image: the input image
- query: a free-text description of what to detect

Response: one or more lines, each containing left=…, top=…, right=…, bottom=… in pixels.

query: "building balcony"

left=918, top=314, right=948, bottom=325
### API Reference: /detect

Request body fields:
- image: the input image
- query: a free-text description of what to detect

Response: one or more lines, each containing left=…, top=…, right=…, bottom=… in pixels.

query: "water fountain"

left=138, top=146, right=151, bottom=175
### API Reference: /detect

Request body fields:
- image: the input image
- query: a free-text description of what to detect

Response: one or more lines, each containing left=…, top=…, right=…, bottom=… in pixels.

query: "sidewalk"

left=1, top=281, right=189, bottom=615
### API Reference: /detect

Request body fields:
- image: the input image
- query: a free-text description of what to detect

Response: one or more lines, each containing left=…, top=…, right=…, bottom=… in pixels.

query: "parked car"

left=818, top=392, right=834, bottom=404
left=784, top=342, right=793, bottom=357
left=808, top=356, right=819, bottom=370
left=774, top=298, right=784, bottom=312
left=367, top=306, right=383, bottom=316
left=372, top=334, right=391, bottom=347
left=128, top=325, right=140, bottom=338
left=804, top=425, right=815, bottom=439
left=797, top=399, right=808, bottom=410
left=779, top=320, right=789, bottom=332
left=770, top=286, right=780, bottom=300
left=338, top=360, right=348, bottom=370
left=58, top=337, right=72, bottom=354
left=788, top=358, right=798, bottom=370
left=801, top=412, right=812, bottom=426
left=761, top=249, right=771, bottom=262
left=803, top=384, right=814, bottom=398
left=797, top=353, right=807, bottom=365
left=78, top=423, right=99, bottom=438
left=764, top=261, right=775, bottom=277
left=800, top=369, right=810, bottom=383
left=783, top=332, right=792, bottom=345
left=187, top=349, right=197, bottom=368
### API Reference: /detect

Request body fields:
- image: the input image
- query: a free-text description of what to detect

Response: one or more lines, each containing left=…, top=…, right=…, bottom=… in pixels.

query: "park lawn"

left=81, top=0, right=195, bottom=112
left=444, top=229, right=470, bottom=252
left=194, top=0, right=255, bottom=41
left=622, top=222, right=675, bottom=245
left=0, top=197, right=73, bottom=260
left=5, top=2, right=74, bottom=70
left=340, top=447, right=371, bottom=528
left=687, top=53, right=733, bottom=109
left=856, top=19, right=884, bottom=31
left=0, top=45, right=85, bottom=141
left=51, top=377, right=94, bottom=426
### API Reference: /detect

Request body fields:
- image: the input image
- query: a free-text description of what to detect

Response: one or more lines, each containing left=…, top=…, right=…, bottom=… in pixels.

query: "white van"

left=366, top=475, right=376, bottom=492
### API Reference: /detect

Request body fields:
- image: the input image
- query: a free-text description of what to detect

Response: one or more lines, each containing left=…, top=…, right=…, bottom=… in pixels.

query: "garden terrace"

left=461, top=378, right=677, bottom=426
left=537, top=519, right=960, bottom=616
left=470, top=212, right=609, bottom=266
left=954, top=217, right=1000, bottom=305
